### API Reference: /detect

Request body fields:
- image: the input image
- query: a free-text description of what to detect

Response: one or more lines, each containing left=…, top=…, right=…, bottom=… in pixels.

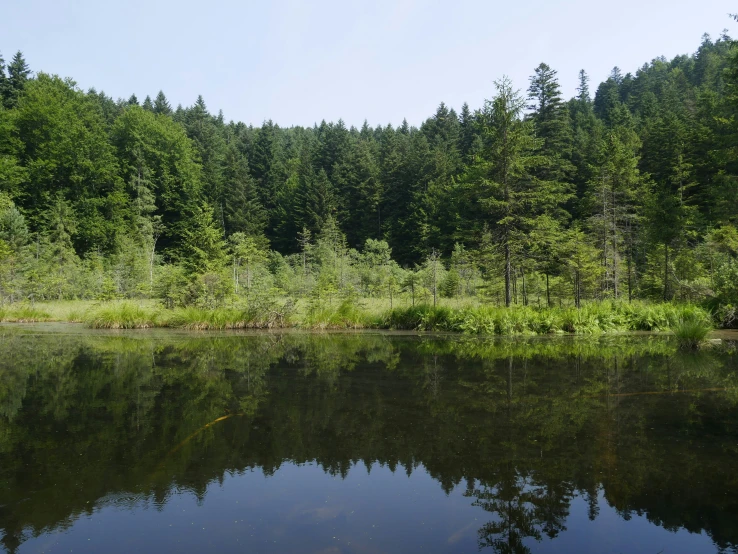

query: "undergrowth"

left=0, top=299, right=719, bottom=336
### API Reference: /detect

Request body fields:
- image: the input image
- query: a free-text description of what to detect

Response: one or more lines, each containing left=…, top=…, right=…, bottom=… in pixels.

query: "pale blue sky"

left=1, top=0, right=734, bottom=127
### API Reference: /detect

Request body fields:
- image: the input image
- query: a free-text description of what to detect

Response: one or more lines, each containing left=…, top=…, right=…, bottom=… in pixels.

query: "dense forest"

left=1, top=21, right=738, bottom=314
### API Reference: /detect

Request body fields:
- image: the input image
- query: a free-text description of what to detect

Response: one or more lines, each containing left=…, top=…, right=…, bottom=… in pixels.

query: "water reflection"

left=0, top=326, right=737, bottom=553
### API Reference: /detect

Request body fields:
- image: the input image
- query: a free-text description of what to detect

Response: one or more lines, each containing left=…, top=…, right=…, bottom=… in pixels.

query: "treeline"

left=0, top=25, right=737, bottom=310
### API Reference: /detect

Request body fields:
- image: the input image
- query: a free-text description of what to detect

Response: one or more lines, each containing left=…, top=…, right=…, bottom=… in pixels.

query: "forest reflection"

left=1, top=327, right=737, bottom=553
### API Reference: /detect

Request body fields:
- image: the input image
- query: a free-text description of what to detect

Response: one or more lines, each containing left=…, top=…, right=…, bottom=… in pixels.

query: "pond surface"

left=1, top=325, right=738, bottom=553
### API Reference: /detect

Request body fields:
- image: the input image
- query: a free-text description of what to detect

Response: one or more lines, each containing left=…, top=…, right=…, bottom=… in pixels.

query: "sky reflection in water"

left=1, top=326, right=736, bottom=553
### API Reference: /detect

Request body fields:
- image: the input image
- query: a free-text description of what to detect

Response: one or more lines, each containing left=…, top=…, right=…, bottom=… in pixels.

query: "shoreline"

left=0, top=300, right=725, bottom=336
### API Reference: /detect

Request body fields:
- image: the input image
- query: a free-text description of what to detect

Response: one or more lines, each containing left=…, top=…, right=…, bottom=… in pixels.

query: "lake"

left=1, top=324, right=737, bottom=553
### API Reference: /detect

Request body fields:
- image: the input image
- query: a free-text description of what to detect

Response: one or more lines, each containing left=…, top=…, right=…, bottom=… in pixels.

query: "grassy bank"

left=378, top=301, right=710, bottom=334
left=0, top=299, right=715, bottom=335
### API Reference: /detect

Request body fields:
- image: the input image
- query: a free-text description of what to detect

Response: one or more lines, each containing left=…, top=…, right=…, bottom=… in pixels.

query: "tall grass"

left=84, top=299, right=296, bottom=330
left=673, top=317, right=712, bottom=349
left=1, top=298, right=716, bottom=336
left=0, top=304, right=52, bottom=322
left=86, top=302, right=160, bottom=329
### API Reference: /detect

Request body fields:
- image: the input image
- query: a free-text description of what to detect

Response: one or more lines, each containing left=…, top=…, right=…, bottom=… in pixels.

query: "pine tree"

left=467, top=77, right=568, bottom=306
left=332, top=134, right=382, bottom=247
left=5, top=51, right=30, bottom=108
left=153, top=91, right=172, bottom=116
left=585, top=123, right=643, bottom=299
left=0, top=52, right=8, bottom=108
left=294, top=167, right=336, bottom=237
left=142, top=95, right=153, bottom=111
left=576, top=70, right=590, bottom=104
left=184, top=95, right=227, bottom=227
left=180, top=203, right=227, bottom=273
left=222, top=144, right=267, bottom=238
left=527, top=63, right=574, bottom=185
left=458, top=102, right=477, bottom=160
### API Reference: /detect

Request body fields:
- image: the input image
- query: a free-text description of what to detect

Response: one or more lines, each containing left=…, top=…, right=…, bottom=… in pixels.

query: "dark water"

left=1, top=325, right=738, bottom=554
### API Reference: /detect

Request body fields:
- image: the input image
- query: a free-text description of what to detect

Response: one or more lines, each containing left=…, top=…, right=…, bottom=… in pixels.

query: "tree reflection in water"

left=0, top=327, right=737, bottom=553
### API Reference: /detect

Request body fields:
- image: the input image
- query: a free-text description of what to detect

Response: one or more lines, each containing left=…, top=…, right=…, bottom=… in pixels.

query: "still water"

left=1, top=325, right=737, bottom=553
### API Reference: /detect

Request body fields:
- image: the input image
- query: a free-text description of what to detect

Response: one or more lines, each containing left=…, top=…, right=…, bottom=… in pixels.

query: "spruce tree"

left=153, top=91, right=172, bottom=116
left=183, top=95, right=226, bottom=228
left=0, top=52, right=8, bottom=108
left=467, top=77, right=568, bottom=306
left=5, top=51, right=30, bottom=108
left=294, top=167, right=336, bottom=237
left=527, top=63, right=574, bottom=192
left=458, top=102, right=477, bottom=160
left=222, top=144, right=267, bottom=238
left=180, top=203, right=227, bottom=273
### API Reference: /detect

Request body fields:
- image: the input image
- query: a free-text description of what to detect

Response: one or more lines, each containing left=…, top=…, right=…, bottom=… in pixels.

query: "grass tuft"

left=86, top=302, right=160, bottom=329
left=673, top=317, right=712, bottom=349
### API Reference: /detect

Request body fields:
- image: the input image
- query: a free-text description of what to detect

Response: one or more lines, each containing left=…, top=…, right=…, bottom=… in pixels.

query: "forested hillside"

left=1, top=25, right=737, bottom=315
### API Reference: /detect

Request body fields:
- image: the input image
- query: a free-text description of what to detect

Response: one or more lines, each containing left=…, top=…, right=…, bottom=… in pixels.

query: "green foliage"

left=0, top=28, right=737, bottom=319
left=0, top=303, right=51, bottom=322
left=86, top=302, right=159, bottom=329
left=379, top=301, right=710, bottom=335
left=673, top=316, right=712, bottom=349
left=179, top=203, right=227, bottom=273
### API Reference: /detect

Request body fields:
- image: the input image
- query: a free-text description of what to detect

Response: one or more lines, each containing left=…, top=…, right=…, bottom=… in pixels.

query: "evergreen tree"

left=5, top=51, right=30, bottom=108
left=458, top=102, right=477, bottom=160
left=294, top=166, right=336, bottom=237
left=466, top=77, right=568, bottom=306
left=527, top=63, right=573, bottom=181
left=153, top=91, right=172, bottom=116
left=0, top=52, right=8, bottom=108
left=183, top=95, right=227, bottom=227
left=180, top=203, right=227, bottom=273
left=585, top=124, right=643, bottom=299
left=222, top=144, right=267, bottom=238
left=332, top=134, right=383, bottom=247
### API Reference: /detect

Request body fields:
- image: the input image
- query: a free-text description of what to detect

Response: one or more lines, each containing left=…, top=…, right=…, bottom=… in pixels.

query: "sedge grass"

left=86, top=302, right=161, bottom=329
left=0, top=304, right=53, bottom=322
left=0, top=298, right=717, bottom=336
left=673, top=317, right=712, bottom=349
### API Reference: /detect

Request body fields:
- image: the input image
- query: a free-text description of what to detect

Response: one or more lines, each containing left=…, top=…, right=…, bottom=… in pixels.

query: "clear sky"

left=1, top=0, right=735, bottom=128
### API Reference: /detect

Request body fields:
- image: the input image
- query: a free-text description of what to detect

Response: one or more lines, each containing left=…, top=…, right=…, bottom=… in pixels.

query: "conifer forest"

left=1, top=24, right=738, bottom=328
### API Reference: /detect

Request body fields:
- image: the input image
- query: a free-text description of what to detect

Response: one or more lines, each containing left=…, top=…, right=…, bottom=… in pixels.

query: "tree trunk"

left=627, top=245, right=632, bottom=303
left=521, top=266, right=527, bottom=306
left=602, top=172, right=609, bottom=296
left=432, top=252, right=437, bottom=308
left=546, top=273, right=550, bottom=308
left=504, top=239, right=512, bottom=307
left=663, top=242, right=669, bottom=301
left=233, top=258, right=239, bottom=294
